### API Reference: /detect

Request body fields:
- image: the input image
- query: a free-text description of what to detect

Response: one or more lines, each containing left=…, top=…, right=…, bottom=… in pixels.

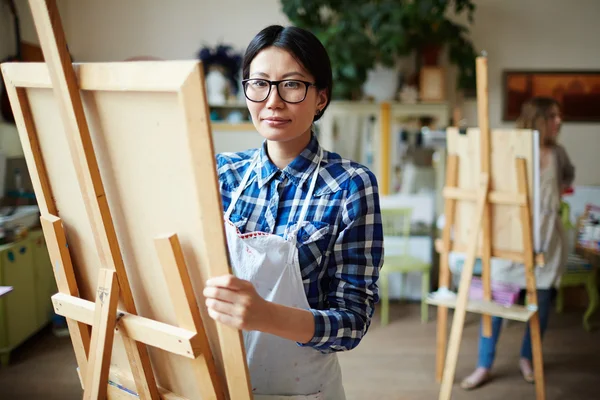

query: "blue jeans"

left=477, top=289, right=552, bottom=369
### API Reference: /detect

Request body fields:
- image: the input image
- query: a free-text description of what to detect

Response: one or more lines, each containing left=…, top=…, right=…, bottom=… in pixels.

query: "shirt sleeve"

left=298, top=167, right=384, bottom=353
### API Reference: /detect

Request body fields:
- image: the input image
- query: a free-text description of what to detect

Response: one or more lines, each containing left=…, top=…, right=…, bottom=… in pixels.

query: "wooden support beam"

left=476, top=56, right=493, bottom=337
left=179, top=64, right=252, bottom=400
left=84, top=269, right=120, bottom=400
left=436, top=154, right=459, bottom=382
left=442, top=187, right=526, bottom=206
left=516, top=158, right=546, bottom=400
left=434, top=239, right=545, bottom=266
left=155, top=234, right=225, bottom=400
left=439, top=174, right=489, bottom=400
left=40, top=215, right=90, bottom=378
left=380, top=102, right=391, bottom=195
left=51, top=293, right=201, bottom=359
left=28, top=1, right=159, bottom=397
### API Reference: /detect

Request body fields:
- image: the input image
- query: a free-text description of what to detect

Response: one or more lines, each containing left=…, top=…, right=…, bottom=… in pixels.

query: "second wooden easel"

left=426, top=56, right=547, bottom=400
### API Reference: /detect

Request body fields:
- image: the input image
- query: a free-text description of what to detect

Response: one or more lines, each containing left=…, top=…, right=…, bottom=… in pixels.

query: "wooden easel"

left=1, top=0, right=252, bottom=398
left=426, top=56, right=547, bottom=400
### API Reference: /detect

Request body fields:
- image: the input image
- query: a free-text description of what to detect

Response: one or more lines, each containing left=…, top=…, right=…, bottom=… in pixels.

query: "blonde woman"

left=461, top=97, right=575, bottom=390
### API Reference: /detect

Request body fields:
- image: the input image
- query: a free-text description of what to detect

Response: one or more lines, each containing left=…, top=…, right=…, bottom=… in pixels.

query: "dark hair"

left=242, top=25, right=333, bottom=122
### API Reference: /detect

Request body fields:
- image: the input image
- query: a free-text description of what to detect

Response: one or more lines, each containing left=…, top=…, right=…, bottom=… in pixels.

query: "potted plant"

left=281, top=0, right=478, bottom=99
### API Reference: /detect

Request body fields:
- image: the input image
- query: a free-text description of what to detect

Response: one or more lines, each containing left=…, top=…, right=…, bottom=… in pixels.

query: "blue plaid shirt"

left=217, top=134, right=383, bottom=353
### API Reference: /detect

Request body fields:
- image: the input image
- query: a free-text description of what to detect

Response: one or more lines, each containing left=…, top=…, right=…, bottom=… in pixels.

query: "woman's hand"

left=203, top=275, right=271, bottom=331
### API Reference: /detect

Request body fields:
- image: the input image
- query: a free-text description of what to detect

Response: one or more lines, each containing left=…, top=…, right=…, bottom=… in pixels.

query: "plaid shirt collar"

left=255, top=133, right=321, bottom=189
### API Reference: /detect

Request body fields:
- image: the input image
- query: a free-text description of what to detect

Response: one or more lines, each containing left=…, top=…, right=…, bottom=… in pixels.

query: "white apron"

left=223, top=150, right=346, bottom=400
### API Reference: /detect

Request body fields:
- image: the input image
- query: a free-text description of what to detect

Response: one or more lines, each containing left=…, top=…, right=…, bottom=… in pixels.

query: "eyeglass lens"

left=244, top=79, right=308, bottom=103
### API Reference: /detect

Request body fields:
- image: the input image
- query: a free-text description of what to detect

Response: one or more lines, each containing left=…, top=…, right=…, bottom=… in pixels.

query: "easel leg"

left=481, top=206, right=493, bottom=338
left=155, top=234, right=226, bottom=400
left=83, top=269, right=120, bottom=400
left=436, top=154, right=459, bottom=381
left=29, top=2, right=160, bottom=397
left=516, top=158, right=546, bottom=400
left=475, top=57, right=494, bottom=339
left=439, top=175, right=489, bottom=400
left=41, top=215, right=91, bottom=380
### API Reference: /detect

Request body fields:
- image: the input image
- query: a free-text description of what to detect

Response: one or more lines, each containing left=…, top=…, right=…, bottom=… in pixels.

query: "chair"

left=380, top=207, right=432, bottom=326
left=556, top=201, right=599, bottom=331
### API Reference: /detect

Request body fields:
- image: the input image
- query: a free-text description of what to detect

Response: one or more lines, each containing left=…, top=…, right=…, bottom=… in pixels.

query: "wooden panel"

left=447, top=127, right=536, bottom=258
left=1, top=61, right=201, bottom=92
left=426, top=297, right=535, bottom=322
left=2, top=61, right=249, bottom=398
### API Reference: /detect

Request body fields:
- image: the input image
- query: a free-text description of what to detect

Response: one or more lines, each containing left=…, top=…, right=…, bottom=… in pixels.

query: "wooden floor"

left=0, top=302, right=598, bottom=399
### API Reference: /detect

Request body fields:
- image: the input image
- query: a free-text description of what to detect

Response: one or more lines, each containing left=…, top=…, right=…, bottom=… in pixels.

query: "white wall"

left=61, top=0, right=289, bottom=61
left=456, top=0, right=600, bottom=186
left=3, top=0, right=600, bottom=185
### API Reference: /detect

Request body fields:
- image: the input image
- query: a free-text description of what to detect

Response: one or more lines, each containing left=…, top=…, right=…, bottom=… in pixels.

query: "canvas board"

left=0, top=60, right=250, bottom=399
left=447, top=127, right=541, bottom=256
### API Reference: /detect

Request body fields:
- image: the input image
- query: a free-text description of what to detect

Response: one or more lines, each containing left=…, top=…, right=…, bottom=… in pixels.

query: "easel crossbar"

left=434, top=239, right=545, bottom=265
left=443, top=187, right=527, bottom=206
left=52, top=293, right=201, bottom=358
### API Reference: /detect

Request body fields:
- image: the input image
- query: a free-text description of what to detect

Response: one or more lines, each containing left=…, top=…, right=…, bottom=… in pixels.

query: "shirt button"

left=265, top=226, right=271, bottom=233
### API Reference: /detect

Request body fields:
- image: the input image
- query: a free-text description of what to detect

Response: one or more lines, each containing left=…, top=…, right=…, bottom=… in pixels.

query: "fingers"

left=206, top=297, right=238, bottom=316
left=207, top=306, right=242, bottom=329
left=205, top=297, right=247, bottom=330
left=205, top=274, right=246, bottom=290
left=203, top=275, right=264, bottom=331
left=203, top=286, right=238, bottom=304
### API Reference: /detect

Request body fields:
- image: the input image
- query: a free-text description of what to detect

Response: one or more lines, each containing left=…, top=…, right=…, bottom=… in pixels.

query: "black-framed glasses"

left=242, top=79, right=316, bottom=104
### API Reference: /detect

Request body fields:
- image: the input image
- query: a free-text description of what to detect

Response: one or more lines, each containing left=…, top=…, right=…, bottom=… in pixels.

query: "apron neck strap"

left=296, top=148, right=322, bottom=227
left=224, top=152, right=258, bottom=220
left=224, top=147, right=323, bottom=226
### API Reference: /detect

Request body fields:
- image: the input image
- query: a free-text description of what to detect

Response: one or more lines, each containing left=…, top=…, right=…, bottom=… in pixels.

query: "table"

left=0, top=286, right=13, bottom=298
left=572, top=246, right=599, bottom=331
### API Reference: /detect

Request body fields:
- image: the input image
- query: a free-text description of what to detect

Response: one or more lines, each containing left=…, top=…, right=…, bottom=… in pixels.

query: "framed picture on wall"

left=503, top=70, right=600, bottom=122
left=419, top=67, right=445, bottom=102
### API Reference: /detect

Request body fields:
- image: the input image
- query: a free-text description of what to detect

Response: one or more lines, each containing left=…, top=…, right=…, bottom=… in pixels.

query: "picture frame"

left=503, top=70, right=600, bottom=122
left=420, top=66, right=445, bottom=102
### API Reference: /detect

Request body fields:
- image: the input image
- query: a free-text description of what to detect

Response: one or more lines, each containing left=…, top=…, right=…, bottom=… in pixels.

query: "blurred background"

left=0, top=1, right=598, bottom=399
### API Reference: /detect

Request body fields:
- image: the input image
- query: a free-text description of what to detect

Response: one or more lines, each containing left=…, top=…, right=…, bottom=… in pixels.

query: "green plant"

left=281, top=0, right=478, bottom=99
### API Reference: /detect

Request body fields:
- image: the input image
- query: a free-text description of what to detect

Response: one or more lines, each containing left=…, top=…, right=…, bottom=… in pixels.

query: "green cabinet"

left=0, top=230, right=57, bottom=366
left=30, top=230, right=57, bottom=328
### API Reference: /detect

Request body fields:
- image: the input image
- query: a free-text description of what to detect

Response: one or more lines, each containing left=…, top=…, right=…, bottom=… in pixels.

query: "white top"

left=491, top=150, right=567, bottom=289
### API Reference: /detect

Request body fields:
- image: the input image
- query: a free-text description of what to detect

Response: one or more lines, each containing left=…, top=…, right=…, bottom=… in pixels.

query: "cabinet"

left=0, top=230, right=56, bottom=366
left=30, top=230, right=57, bottom=328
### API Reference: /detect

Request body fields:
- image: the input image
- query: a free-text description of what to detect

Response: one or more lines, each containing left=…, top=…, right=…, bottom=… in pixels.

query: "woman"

left=461, top=96, right=575, bottom=390
left=203, top=25, right=383, bottom=399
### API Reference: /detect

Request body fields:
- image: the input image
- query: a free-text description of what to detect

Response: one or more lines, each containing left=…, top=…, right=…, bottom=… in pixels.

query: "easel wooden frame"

left=0, top=0, right=252, bottom=398
left=426, top=56, right=547, bottom=400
